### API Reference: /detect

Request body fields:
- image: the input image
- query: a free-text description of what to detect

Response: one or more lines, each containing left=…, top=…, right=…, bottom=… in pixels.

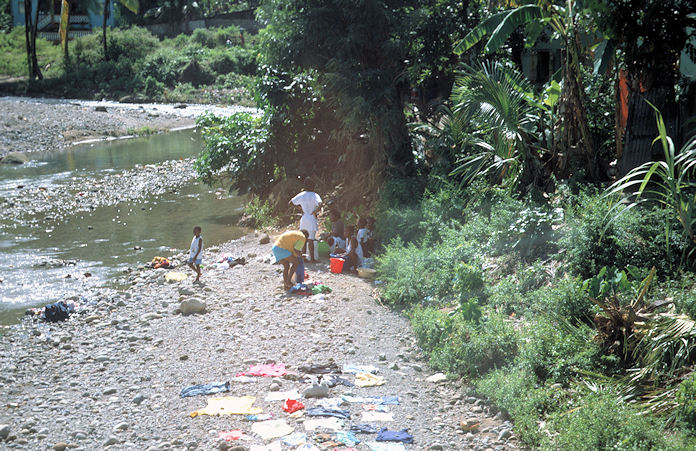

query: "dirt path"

left=0, top=234, right=518, bottom=451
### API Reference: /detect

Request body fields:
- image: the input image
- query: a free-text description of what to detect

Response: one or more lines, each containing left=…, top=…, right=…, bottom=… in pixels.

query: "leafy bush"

left=560, top=189, right=685, bottom=278
left=543, top=391, right=669, bottom=450
left=476, top=367, right=557, bottom=446
left=241, top=197, right=276, bottom=229
left=136, top=48, right=188, bottom=86
left=0, top=28, right=62, bottom=77
left=376, top=228, right=481, bottom=307
left=516, top=315, right=604, bottom=385
left=676, top=373, right=696, bottom=435
left=0, top=0, right=11, bottom=33
left=192, top=26, right=241, bottom=48
left=532, top=277, right=595, bottom=324
left=194, top=112, right=269, bottom=192
left=411, top=306, right=519, bottom=378
left=207, top=46, right=258, bottom=76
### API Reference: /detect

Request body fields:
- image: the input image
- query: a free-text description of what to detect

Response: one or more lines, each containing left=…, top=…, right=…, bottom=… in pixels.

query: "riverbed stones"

left=52, top=442, right=68, bottom=451
left=179, top=298, right=206, bottom=315
left=426, top=372, right=448, bottom=383
left=0, top=424, right=10, bottom=439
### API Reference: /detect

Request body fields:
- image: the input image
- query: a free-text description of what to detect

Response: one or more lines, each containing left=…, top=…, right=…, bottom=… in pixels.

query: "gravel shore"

left=0, top=96, right=196, bottom=159
left=0, top=235, right=520, bottom=451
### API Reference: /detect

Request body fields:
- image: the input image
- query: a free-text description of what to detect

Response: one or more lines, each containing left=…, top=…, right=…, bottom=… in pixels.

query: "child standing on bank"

left=188, top=226, right=203, bottom=282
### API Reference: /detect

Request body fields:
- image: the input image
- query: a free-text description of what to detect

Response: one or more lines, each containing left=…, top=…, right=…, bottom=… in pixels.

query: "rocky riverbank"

left=0, top=96, right=195, bottom=159
left=0, top=234, right=519, bottom=451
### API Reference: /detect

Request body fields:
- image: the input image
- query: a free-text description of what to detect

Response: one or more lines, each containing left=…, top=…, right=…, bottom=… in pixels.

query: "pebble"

left=113, top=422, right=129, bottom=431
left=132, top=394, right=146, bottom=405
left=53, top=442, right=68, bottom=451
left=103, top=436, right=119, bottom=446
left=426, top=373, right=448, bottom=383
left=0, top=424, right=9, bottom=439
left=103, top=388, right=117, bottom=395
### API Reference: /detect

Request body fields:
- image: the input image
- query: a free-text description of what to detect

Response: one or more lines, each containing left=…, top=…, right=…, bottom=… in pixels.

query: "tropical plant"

left=448, top=60, right=541, bottom=189
left=454, top=0, right=599, bottom=179
left=23, top=0, right=42, bottom=79
left=605, top=105, right=696, bottom=267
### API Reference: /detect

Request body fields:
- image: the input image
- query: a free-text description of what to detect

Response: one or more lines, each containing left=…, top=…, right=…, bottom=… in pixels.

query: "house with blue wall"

left=11, top=0, right=115, bottom=41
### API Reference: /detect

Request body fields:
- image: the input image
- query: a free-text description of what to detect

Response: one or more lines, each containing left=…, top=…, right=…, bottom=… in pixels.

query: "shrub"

left=207, top=46, right=258, bottom=76
left=376, top=227, right=481, bottom=307
left=476, top=367, right=556, bottom=446
left=532, top=277, right=595, bottom=324
left=411, top=306, right=519, bottom=378
left=677, top=373, right=696, bottom=435
left=0, top=28, right=62, bottom=77
left=136, top=48, right=187, bottom=87
left=241, top=197, right=275, bottom=229
left=192, top=26, right=241, bottom=48
left=543, top=391, right=669, bottom=450
left=516, top=315, right=604, bottom=385
left=560, top=189, right=686, bottom=278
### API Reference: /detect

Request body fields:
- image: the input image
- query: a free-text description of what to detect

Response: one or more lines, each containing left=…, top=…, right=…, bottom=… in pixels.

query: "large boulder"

left=1, top=152, right=29, bottom=164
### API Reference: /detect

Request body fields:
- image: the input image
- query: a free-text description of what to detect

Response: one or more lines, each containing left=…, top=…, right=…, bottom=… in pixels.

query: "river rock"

left=94, top=106, right=108, bottom=113
left=259, top=234, right=270, bottom=244
left=303, top=384, right=329, bottom=398
left=53, top=442, right=68, bottom=451
left=426, top=372, right=448, bottom=383
left=0, top=424, right=10, bottom=439
left=180, top=299, right=206, bottom=315
left=1, top=152, right=29, bottom=164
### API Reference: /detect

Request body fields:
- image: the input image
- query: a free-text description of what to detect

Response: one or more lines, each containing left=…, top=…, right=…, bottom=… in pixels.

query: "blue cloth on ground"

left=305, top=407, right=351, bottom=419
left=376, top=428, right=414, bottom=444
left=289, top=283, right=310, bottom=294
left=335, top=431, right=360, bottom=446
left=180, top=381, right=231, bottom=397
left=296, top=255, right=305, bottom=283
left=350, top=424, right=379, bottom=434
left=341, top=395, right=399, bottom=405
left=367, top=443, right=407, bottom=451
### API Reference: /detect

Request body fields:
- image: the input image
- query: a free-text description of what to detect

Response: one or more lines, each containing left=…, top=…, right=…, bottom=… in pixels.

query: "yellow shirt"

left=274, top=231, right=306, bottom=252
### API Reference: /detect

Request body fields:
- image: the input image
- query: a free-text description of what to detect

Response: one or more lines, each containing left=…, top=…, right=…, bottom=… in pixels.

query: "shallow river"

left=0, top=130, right=247, bottom=326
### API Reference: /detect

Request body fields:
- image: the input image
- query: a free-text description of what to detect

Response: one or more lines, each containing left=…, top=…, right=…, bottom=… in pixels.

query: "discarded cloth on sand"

left=189, top=395, right=262, bottom=417
left=355, top=373, right=385, bottom=387
left=361, top=411, right=394, bottom=422
left=303, top=417, right=345, bottom=431
left=376, top=428, right=413, bottom=444
left=305, top=407, right=350, bottom=419
left=341, top=395, right=399, bottom=405
left=265, top=389, right=301, bottom=402
left=282, top=399, right=305, bottom=413
left=300, top=374, right=354, bottom=388
left=180, top=381, right=230, bottom=398
left=218, top=430, right=245, bottom=441
left=350, top=424, right=379, bottom=434
left=366, top=442, right=407, bottom=451
left=342, top=364, right=379, bottom=374
left=236, top=363, right=287, bottom=377
left=251, top=419, right=294, bottom=440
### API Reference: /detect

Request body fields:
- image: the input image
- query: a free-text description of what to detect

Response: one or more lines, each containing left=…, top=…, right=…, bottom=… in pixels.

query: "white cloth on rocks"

left=291, top=191, right=322, bottom=233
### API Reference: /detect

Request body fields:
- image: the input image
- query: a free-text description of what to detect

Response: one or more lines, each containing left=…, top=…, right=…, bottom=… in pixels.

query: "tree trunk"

left=24, top=0, right=31, bottom=77
left=103, top=0, right=109, bottom=61
left=25, top=0, right=42, bottom=80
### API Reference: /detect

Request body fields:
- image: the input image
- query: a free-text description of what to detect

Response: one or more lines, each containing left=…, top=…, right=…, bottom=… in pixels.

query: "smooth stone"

left=103, top=436, right=119, bottom=446
left=426, top=372, right=448, bottom=383
left=0, top=424, right=9, bottom=439
left=141, top=313, right=162, bottom=321
left=303, top=384, right=329, bottom=398
left=132, top=394, right=146, bottom=405
left=53, top=442, right=68, bottom=451
left=113, top=422, right=129, bottom=431
left=103, top=388, right=117, bottom=395
left=180, top=299, right=206, bottom=315
left=498, top=429, right=512, bottom=440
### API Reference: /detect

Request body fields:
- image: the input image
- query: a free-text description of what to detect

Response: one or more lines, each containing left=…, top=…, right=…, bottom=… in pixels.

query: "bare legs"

left=280, top=256, right=299, bottom=290
left=188, top=261, right=201, bottom=282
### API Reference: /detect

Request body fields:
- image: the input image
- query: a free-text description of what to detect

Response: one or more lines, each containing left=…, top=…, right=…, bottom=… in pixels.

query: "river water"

left=0, top=130, right=248, bottom=326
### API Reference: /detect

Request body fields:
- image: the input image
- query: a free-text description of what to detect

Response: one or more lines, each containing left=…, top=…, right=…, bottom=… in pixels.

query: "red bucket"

left=330, top=257, right=344, bottom=274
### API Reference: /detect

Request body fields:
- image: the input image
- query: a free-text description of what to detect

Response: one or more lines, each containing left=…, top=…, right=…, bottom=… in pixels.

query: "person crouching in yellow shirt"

left=272, top=229, right=308, bottom=290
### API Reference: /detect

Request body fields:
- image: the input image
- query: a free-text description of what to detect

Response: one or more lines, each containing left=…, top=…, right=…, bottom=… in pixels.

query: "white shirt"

left=189, top=236, right=202, bottom=260
left=291, top=191, right=322, bottom=232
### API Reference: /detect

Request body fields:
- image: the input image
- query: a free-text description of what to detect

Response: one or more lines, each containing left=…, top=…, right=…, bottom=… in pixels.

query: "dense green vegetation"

left=0, top=25, right=258, bottom=104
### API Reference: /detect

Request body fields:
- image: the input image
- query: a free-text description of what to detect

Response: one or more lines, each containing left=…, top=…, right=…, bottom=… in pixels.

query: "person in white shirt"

left=290, top=190, right=322, bottom=262
left=187, top=226, right=203, bottom=282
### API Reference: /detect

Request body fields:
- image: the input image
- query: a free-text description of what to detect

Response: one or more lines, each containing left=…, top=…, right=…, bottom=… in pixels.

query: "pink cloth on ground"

left=219, top=430, right=244, bottom=441
left=236, top=363, right=287, bottom=377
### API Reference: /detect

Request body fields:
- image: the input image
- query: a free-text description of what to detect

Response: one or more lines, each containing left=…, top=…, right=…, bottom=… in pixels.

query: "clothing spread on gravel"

left=0, top=235, right=518, bottom=450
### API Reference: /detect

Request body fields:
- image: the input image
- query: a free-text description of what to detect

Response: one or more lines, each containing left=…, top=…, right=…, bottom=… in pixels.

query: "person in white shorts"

left=290, top=190, right=322, bottom=262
